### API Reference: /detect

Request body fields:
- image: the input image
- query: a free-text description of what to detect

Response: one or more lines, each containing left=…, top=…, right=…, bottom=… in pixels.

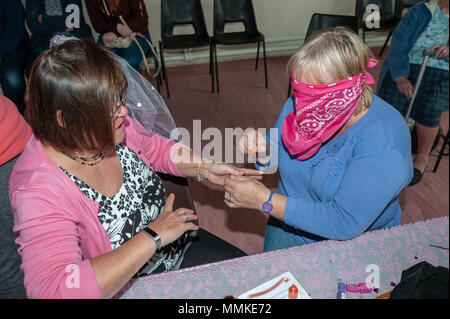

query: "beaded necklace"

left=63, top=151, right=105, bottom=166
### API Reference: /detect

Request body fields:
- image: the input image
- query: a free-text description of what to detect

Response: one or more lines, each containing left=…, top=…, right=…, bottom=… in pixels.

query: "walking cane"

left=404, top=48, right=437, bottom=129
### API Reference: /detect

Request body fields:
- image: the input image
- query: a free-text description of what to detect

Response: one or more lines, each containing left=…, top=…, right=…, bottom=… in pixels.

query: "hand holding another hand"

left=201, top=162, right=262, bottom=186
left=223, top=175, right=271, bottom=211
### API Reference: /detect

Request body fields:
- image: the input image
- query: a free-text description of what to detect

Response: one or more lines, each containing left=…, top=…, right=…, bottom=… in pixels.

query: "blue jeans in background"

left=264, top=216, right=302, bottom=252
left=0, top=49, right=27, bottom=115
left=264, top=216, right=326, bottom=252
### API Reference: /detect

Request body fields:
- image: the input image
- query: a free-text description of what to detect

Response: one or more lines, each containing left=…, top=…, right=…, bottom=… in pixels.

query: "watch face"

left=262, top=202, right=273, bottom=213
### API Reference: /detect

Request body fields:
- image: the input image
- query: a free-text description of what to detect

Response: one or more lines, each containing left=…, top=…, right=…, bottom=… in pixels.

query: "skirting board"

left=154, top=32, right=390, bottom=68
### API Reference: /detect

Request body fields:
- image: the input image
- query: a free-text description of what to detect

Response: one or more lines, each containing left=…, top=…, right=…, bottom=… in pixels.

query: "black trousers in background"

left=0, top=49, right=27, bottom=115
left=179, top=228, right=247, bottom=269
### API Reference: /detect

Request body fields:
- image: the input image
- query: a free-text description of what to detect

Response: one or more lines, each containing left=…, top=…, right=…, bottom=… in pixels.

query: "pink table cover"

left=119, top=217, right=449, bottom=299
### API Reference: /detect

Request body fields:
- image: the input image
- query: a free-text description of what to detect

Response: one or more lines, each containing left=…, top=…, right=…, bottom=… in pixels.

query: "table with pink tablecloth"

left=120, top=217, right=449, bottom=299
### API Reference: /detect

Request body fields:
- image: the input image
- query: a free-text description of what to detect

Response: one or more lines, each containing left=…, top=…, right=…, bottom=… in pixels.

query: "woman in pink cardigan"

left=9, top=38, right=260, bottom=299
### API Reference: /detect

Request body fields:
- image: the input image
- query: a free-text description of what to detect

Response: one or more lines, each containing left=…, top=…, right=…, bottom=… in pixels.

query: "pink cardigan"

left=9, top=117, right=185, bottom=298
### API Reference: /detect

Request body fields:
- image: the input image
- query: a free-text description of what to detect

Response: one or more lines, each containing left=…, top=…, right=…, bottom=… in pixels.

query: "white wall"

left=99, top=0, right=390, bottom=66
left=141, top=0, right=357, bottom=41
left=22, top=0, right=391, bottom=66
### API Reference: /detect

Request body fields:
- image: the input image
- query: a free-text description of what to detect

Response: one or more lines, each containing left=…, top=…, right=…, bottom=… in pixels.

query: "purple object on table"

left=119, top=217, right=449, bottom=299
left=346, top=283, right=373, bottom=293
left=337, top=282, right=346, bottom=299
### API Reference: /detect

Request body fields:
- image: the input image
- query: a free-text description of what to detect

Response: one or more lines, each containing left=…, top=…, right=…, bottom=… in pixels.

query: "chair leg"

left=433, top=128, right=449, bottom=173
left=210, top=42, right=214, bottom=93
left=153, top=54, right=161, bottom=94
left=159, top=43, right=166, bottom=81
left=159, top=41, right=170, bottom=98
left=262, top=38, right=268, bottom=89
left=287, top=80, right=292, bottom=99
left=379, top=30, right=392, bottom=57
left=157, top=67, right=163, bottom=92
left=255, top=41, right=260, bottom=70
left=209, top=42, right=213, bottom=75
left=213, top=43, right=220, bottom=93
left=150, top=46, right=161, bottom=94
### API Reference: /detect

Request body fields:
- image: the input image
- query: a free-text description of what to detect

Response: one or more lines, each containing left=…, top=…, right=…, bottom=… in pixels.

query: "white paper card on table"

left=238, top=271, right=311, bottom=299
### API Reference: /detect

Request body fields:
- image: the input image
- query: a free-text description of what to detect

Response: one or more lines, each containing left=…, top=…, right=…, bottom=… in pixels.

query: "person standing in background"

left=377, top=0, right=449, bottom=185
left=25, top=0, right=92, bottom=75
left=0, top=0, right=29, bottom=115
left=85, top=0, right=152, bottom=71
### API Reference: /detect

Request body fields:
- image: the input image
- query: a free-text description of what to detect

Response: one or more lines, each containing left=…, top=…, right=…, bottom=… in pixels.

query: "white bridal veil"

left=49, top=34, right=180, bottom=141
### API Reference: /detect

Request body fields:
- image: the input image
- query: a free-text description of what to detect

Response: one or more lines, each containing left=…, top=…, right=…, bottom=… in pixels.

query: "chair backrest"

left=213, top=0, right=259, bottom=36
left=394, top=0, right=421, bottom=19
left=160, top=0, right=208, bottom=40
left=157, top=173, right=196, bottom=213
left=305, top=13, right=359, bottom=40
left=355, top=0, right=394, bottom=25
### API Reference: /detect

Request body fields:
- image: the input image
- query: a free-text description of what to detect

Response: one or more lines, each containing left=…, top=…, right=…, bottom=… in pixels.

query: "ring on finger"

left=183, top=213, right=189, bottom=223
left=225, top=193, right=232, bottom=202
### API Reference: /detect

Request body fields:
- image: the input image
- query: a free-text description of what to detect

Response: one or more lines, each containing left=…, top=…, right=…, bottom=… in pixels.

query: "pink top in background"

left=9, top=116, right=185, bottom=298
left=0, top=95, right=32, bottom=165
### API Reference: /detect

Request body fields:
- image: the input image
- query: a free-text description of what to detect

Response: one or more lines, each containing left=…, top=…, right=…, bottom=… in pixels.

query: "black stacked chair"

left=378, top=0, right=421, bottom=57
left=157, top=173, right=197, bottom=215
left=159, top=0, right=214, bottom=98
left=432, top=128, right=449, bottom=173
left=212, top=0, right=267, bottom=93
left=287, top=13, right=359, bottom=98
left=305, top=13, right=359, bottom=39
left=355, top=0, right=397, bottom=55
left=393, top=0, right=421, bottom=20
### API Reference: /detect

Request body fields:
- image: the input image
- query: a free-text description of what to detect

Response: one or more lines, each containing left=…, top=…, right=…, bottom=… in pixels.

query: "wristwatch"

left=140, top=227, right=161, bottom=250
left=262, top=192, right=274, bottom=214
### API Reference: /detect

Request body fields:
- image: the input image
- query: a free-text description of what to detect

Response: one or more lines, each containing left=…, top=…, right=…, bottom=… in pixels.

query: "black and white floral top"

left=61, top=144, right=189, bottom=276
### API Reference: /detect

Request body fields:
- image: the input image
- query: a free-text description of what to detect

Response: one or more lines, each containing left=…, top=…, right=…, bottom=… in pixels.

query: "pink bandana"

left=282, top=59, right=378, bottom=160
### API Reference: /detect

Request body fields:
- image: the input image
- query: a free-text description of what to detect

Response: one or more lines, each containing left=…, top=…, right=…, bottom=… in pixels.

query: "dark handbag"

left=390, top=261, right=449, bottom=299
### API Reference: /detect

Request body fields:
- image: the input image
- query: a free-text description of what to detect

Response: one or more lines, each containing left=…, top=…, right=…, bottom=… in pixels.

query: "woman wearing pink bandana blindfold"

left=282, top=58, right=378, bottom=160
left=225, top=27, right=414, bottom=251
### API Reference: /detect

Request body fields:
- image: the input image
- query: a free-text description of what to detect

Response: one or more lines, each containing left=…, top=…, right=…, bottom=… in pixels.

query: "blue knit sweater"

left=260, top=94, right=413, bottom=246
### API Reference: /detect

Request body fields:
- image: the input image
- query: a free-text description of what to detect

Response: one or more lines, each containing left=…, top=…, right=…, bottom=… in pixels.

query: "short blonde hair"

left=288, top=26, right=375, bottom=115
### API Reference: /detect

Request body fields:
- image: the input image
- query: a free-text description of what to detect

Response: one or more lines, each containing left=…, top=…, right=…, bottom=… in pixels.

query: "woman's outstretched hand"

left=202, top=162, right=263, bottom=186
left=148, top=194, right=199, bottom=247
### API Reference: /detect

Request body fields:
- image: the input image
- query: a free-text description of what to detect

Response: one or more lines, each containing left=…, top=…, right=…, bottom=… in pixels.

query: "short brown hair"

left=27, top=38, right=128, bottom=153
left=288, top=27, right=375, bottom=115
